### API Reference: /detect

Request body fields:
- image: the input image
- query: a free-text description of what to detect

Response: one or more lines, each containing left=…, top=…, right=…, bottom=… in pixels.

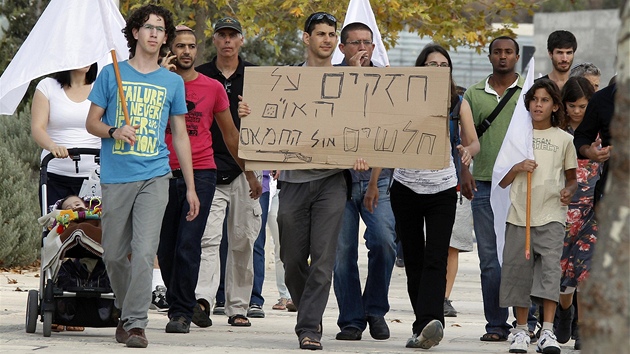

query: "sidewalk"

left=0, top=239, right=580, bottom=353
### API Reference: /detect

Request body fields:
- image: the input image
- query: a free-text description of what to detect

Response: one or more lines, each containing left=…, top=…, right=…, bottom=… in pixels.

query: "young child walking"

left=498, top=79, right=577, bottom=354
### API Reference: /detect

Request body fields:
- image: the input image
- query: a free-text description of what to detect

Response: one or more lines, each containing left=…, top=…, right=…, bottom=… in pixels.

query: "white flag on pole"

left=332, top=0, right=389, bottom=67
left=490, top=58, right=535, bottom=265
left=0, top=0, right=128, bottom=116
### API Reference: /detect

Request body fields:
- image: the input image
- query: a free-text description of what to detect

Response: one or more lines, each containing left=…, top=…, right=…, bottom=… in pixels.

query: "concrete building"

left=387, top=24, right=534, bottom=89
left=387, top=9, right=621, bottom=89
left=533, top=9, right=620, bottom=86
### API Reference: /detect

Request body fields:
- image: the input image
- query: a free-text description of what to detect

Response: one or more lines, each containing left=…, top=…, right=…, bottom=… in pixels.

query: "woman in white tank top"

left=31, top=64, right=101, bottom=208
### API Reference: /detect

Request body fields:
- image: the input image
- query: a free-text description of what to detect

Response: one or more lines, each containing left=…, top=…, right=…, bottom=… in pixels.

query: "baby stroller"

left=25, top=148, right=118, bottom=337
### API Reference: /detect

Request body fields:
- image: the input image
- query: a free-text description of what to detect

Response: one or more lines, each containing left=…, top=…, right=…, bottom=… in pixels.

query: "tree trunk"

left=194, top=6, right=208, bottom=67
left=579, top=1, right=630, bottom=353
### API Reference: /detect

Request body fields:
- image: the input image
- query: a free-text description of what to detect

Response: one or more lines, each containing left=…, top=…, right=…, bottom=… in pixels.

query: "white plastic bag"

left=79, top=167, right=101, bottom=197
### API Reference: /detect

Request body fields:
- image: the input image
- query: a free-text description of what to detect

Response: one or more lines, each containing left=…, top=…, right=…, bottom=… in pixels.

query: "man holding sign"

left=276, top=12, right=368, bottom=350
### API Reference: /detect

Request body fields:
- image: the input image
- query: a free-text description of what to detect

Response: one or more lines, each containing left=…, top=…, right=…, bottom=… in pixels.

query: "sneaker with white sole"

left=537, top=329, right=561, bottom=354
left=213, top=301, right=225, bottom=315
left=150, top=285, right=169, bottom=312
left=509, top=330, right=530, bottom=353
left=406, top=319, right=443, bottom=349
left=247, top=304, right=265, bottom=318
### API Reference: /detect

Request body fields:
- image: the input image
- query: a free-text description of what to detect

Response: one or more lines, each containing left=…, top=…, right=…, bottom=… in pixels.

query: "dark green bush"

left=0, top=107, right=41, bottom=266
left=0, top=143, right=40, bottom=267
left=0, top=106, right=41, bottom=171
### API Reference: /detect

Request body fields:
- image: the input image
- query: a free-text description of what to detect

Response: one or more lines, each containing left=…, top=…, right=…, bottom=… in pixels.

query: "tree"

left=234, top=0, right=537, bottom=52
left=579, top=0, right=630, bottom=352
left=120, top=0, right=538, bottom=66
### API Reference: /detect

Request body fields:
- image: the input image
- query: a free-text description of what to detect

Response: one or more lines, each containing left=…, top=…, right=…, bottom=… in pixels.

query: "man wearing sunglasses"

left=332, top=22, right=396, bottom=342
left=194, top=17, right=263, bottom=328
left=277, top=12, right=369, bottom=350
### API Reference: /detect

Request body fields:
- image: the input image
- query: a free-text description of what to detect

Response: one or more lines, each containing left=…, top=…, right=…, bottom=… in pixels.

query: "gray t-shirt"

left=280, top=169, right=342, bottom=183
left=280, top=61, right=344, bottom=184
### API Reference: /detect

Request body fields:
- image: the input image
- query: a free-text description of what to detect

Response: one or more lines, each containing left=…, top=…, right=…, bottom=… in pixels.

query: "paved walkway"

left=0, top=235, right=580, bottom=353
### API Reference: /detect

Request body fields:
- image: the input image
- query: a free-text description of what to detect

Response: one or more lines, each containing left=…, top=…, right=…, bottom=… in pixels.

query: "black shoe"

left=165, top=316, right=190, bottom=333
left=336, top=327, right=363, bottom=340
left=554, top=305, right=573, bottom=344
left=574, top=336, right=581, bottom=350
left=213, top=301, right=225, bottom=315
left=573, top=324, right=581, bottom=350
left=192, top=298, right=212, bottom=328
left=367, top=316, right=390, bottom=340
left=395, top=257, right=405, bottom=268
left=443, top=298, right=458, bottom=317
left=247, top=304, right=265, bottom=318
left=150, top=285, right=169, bottom=312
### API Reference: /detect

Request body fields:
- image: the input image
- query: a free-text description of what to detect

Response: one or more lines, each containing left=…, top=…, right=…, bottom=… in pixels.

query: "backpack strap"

left=450, top=97, right=463, bottom=204
left=474, top=86, right=518, bottom=138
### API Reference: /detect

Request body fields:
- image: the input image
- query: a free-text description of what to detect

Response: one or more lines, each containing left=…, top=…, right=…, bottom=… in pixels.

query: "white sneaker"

left=509, top=330, right=531, bottom=353
left=537, top=329, right=561, bottom=354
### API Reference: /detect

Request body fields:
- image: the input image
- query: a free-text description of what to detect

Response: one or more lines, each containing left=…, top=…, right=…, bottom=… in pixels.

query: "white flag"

left=0, top=0, right=128, bottom=116
left=332, top=0, right=389, bottom=67
left=490, top=58, right=535, bottom=264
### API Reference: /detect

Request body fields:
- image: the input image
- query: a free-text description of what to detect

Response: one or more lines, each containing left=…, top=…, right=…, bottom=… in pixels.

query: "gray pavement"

left=0, top=236, right=580, bottom=353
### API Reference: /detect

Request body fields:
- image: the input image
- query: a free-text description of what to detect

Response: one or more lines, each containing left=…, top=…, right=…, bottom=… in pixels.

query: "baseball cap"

left=214, top=17, right=242, bottom=34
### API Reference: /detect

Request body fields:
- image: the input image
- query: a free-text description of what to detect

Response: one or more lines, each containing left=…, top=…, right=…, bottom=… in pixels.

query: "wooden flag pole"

left=110, top=49, right=130, bottom=126
left=525, top=171, right=532, bottom=259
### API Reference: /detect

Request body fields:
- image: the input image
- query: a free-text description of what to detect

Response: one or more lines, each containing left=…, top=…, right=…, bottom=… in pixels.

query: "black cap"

left=214, top=17, right=242, bottom=34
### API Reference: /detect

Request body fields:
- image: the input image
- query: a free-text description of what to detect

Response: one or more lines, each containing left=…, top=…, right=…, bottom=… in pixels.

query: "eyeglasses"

left=142, top=24, right=166, bottom=33
left=224, top=80, right=232, bottom=94
left=426, top=61, right=449, bottom=67
left=214, top=31, right=242, bottom=40
left=346, top=40, right=372, bottom=46
left=305, top=12, right=337, bottom=32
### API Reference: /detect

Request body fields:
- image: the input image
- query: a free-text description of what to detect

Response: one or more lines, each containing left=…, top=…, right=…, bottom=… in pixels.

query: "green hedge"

left=0, top=108, right=41, bottom=267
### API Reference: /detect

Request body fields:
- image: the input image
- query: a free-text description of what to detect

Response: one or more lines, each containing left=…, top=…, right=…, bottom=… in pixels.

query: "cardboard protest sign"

left=239, top=66, right=451, bottom=170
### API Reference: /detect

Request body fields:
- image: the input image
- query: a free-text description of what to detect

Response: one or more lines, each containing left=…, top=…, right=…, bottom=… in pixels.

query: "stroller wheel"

left=25, top=290, right=38, bottom=333
left=43, top=310, right=53, bottom=337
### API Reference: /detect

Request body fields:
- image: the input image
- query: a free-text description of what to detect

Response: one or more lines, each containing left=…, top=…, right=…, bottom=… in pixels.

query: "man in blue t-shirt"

left=86, top=4, right=199, bottom=349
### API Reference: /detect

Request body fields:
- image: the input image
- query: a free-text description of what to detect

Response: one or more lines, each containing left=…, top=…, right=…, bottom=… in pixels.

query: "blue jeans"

left=471, top=181, right=511, bottom=337
left=158, top=169, right=216, bottom=322
left=333, top=178, right=397, bottom=331
left=250, top=191, right=270, bottom=306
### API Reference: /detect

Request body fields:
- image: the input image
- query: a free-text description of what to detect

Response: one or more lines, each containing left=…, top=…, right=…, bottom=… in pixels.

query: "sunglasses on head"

left=305, top=12, right=337, bottom=32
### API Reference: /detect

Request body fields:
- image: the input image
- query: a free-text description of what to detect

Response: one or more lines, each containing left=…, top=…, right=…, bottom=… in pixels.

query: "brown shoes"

left=115, top=320, right=128, bottom=343
left=126, top=327, right=148, bottom=348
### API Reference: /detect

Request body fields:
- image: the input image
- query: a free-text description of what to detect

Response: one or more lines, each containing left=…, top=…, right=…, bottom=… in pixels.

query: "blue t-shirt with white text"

left=89, top=61, right=187, bottom=183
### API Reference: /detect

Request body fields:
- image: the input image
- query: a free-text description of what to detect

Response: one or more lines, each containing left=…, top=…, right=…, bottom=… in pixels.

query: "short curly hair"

left=122, top=4, right=176, bottom=58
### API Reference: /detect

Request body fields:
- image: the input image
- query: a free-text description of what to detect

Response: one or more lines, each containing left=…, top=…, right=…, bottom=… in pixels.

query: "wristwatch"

left=108, top=127, right=117, bottom=139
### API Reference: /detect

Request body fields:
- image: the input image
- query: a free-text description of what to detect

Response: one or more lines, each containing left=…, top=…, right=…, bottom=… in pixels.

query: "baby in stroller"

left=34, top=195, right=118, bottom=335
